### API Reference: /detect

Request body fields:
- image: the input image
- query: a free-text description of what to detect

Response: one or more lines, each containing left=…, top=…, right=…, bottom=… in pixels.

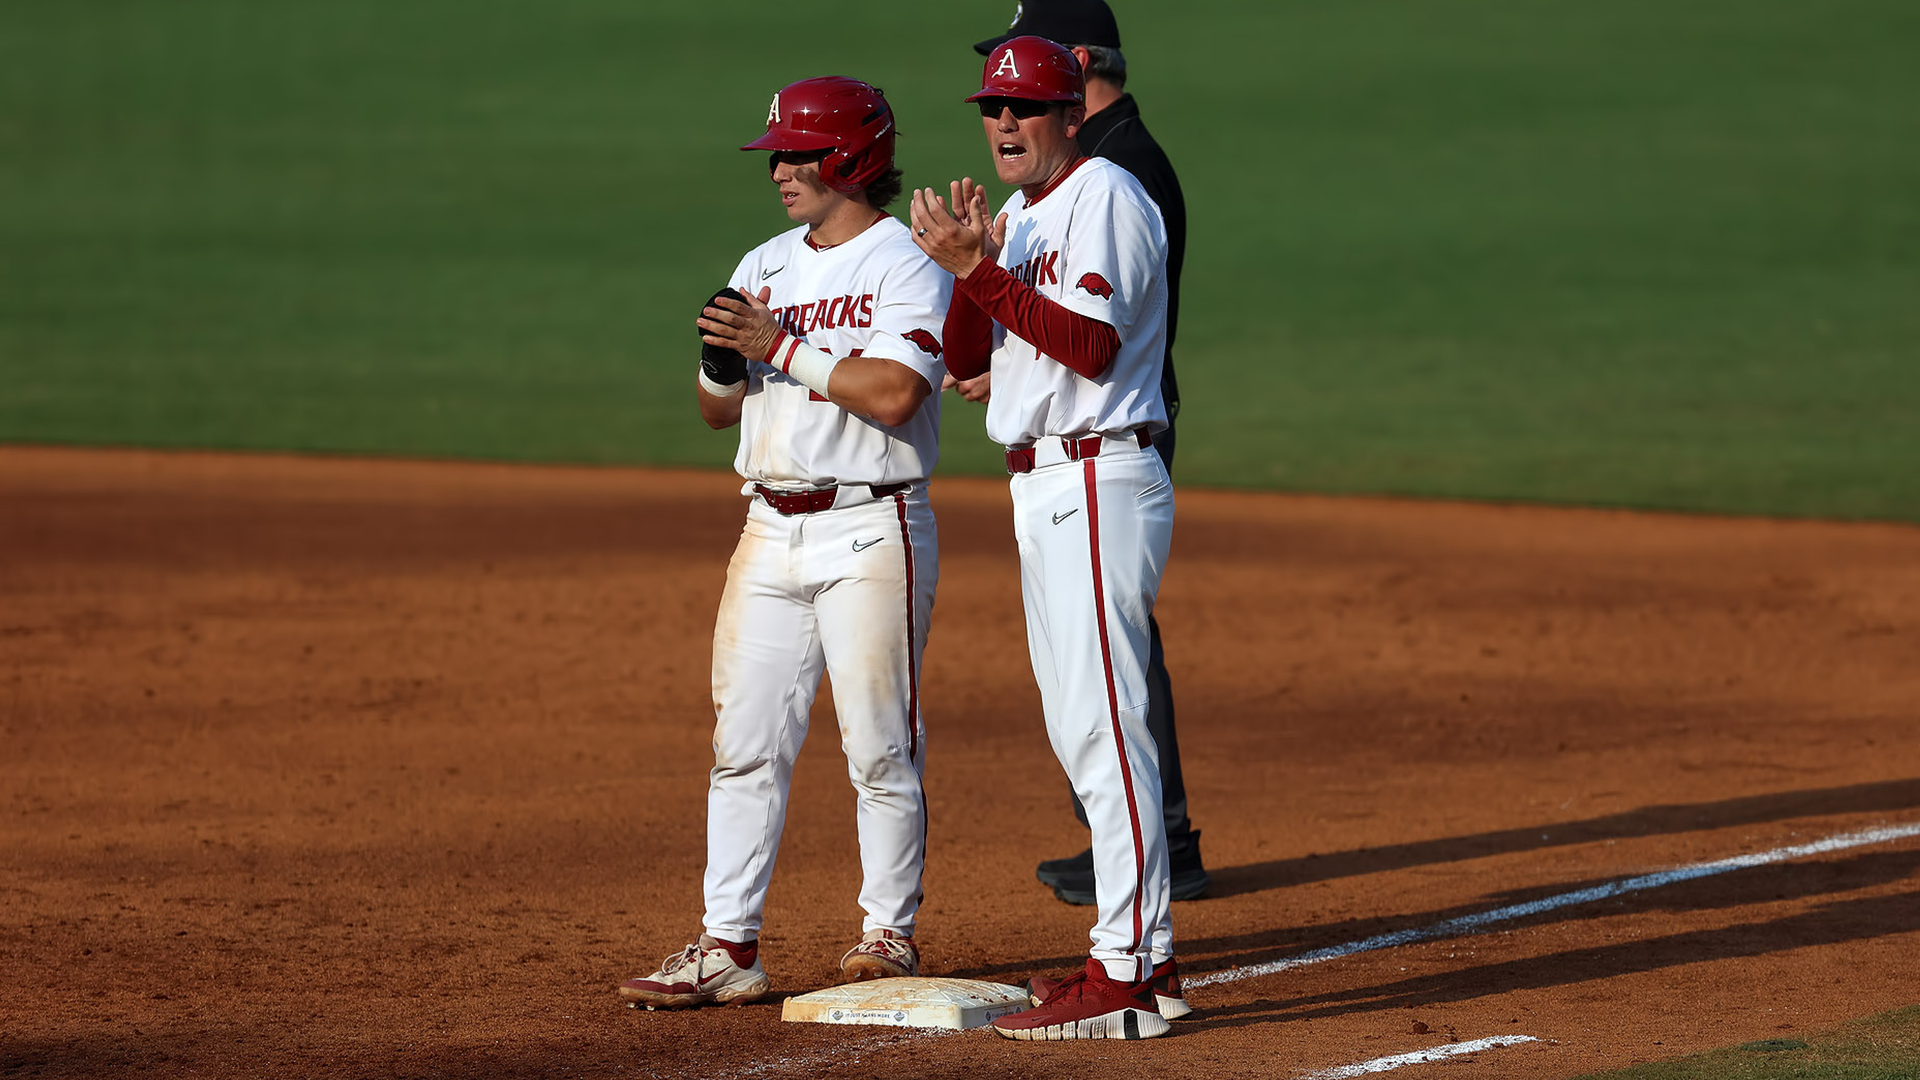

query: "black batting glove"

left=699, top=287, right=750, bottom=386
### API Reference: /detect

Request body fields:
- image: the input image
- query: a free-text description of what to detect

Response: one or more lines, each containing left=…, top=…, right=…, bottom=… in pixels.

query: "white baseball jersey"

left=727, top=217, right=951, bottom=486
left=985, top=157, right=1170, bottom=447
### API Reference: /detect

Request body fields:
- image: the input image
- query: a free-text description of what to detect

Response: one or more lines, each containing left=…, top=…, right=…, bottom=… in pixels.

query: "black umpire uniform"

left=976, top=0, right=1208, bottom=904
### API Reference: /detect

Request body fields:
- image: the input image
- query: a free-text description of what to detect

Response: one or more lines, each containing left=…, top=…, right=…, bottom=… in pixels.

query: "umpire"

left=974, top=0, right=1206, bottom=905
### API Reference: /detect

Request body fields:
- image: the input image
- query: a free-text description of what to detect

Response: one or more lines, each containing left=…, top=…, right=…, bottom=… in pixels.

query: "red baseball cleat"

left=995, top=959, right=1171, bottom=1040
left=1029, top=957, right=1190, bottom=1020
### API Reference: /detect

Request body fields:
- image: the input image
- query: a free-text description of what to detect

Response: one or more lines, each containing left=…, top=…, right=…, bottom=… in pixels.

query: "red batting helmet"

left=965, top=35, right=1084, bottom=105
left=742, top=76, right=896, bottom=193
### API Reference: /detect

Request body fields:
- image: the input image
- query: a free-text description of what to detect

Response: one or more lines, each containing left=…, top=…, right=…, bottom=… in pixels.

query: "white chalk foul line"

left=730, top=1028, right=956, bottom=1078
left=1305, top=1035, right=1541, bottom=1078
left=1190, top=820, right=1920, bottom=990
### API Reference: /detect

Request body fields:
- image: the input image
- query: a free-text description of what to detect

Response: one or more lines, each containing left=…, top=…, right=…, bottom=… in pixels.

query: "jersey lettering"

left=994, top=48, right=1020, bottom=80
left=774, top=293, right=876, bottom=335
left=1010, top=250, right=1059, bottom=289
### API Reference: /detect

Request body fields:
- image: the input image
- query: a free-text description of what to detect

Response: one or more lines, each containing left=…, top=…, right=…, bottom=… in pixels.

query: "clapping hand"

left=909, top=179, right=1006, bottom=279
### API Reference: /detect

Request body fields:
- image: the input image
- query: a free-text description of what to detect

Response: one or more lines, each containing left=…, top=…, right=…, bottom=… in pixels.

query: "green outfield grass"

left=1574, top=1004, right=1920, bottom=1080
left=4, top=1, right=1917, bottom=518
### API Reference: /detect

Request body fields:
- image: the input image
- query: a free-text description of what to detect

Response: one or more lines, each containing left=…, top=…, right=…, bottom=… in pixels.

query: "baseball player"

left=976, top=0, right=1210, bottom=912
left=910, top=37, right=1178, bottom=1040
left=619, top=76, right=949, bottom=1009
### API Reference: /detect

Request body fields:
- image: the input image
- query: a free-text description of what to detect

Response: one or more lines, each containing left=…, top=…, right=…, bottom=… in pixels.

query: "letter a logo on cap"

left=994, top=47, right=1020, bottom=79
left=767, top=93, right=781, bottom=125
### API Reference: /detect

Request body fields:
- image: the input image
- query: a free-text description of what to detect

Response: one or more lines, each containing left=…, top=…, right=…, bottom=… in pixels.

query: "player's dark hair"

left=864, top=167, right=904, bottom=210
left=1078, top=43, right=1127, bottom=89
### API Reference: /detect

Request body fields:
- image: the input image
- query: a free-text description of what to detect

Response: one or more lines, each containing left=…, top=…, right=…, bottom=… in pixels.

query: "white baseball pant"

left=1010, top=437, right=1175, bottom=982
left=701, top=486, right=937, bottom=942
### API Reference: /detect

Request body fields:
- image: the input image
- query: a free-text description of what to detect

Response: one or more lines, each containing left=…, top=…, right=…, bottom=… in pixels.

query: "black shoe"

left=1036, top=847, right=1093, bottom=889
left=1047, top=831, right=1211, bottom=905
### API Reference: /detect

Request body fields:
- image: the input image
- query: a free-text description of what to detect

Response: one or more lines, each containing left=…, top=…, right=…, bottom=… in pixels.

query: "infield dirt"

left=4, top=447, right=1918, bottom=1079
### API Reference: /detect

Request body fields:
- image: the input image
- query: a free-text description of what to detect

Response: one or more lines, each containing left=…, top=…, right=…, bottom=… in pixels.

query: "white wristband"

left=698, top=368, right=746, bottom=397
left=764, top=332, right=841, bottom=399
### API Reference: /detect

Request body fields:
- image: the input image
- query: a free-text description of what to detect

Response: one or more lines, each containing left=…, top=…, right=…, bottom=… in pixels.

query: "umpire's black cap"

left=974, top=0, right=1122, bottom=55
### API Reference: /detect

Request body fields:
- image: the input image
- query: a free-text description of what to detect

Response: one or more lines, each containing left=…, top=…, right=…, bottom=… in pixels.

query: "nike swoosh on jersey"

left=761, top=266, right=784, bottom=280
left=1052, top=509, right=1079, bottom=525
left=852, top=537, right=884, bottom=552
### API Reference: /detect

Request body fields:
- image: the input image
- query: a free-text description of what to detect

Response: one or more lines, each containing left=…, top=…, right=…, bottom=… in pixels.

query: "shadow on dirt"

left=941, top=800, right=1920, bottom=985
left=1190, top=876, right=1920, bottom=1030
left=1180, top=844, right=1920, bottom=975
left=1206, top=777, right=1920, bottom=899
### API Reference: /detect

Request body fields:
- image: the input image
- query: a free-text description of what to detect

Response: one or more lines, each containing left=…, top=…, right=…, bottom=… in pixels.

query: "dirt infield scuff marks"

left=1304, top=1035, right=1542, bottom=1078
left=1191, top=821, right=1920, bottom=989
left=725, top=1027, right=958, bottom=1078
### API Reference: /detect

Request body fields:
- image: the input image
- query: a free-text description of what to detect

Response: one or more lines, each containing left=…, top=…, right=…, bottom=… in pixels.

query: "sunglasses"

left=976, top=97, right=1053, bottom=120
left=767, top=149, right=830, bottom=169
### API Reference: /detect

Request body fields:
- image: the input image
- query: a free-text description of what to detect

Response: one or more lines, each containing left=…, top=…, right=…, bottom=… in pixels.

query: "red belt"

left=1005, top=429, right=1152, bottom=475
left=753, top=482, right=910, bottom=515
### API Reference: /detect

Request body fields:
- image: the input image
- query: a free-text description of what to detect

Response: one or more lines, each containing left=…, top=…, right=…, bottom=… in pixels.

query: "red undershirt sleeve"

left=955, top=260, right=1120, bottom=380
left=940, top=288, right=993, bottom=381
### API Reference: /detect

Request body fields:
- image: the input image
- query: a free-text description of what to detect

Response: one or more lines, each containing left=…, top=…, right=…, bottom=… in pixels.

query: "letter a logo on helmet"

left=965, top=36, right=1084, bottom=106
left=742, top=76, right=897, bottom=194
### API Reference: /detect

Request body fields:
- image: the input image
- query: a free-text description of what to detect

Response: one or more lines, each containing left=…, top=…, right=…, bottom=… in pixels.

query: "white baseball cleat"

left=840, top=928, right=920, bottom=981
left=618, top=934, right=771, bottom=1009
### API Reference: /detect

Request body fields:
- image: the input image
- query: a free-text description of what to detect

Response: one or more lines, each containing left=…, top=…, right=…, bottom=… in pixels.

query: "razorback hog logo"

left=1076, top=272, right=1115, bottom=301
left=903, top=328, right=943, bottom=359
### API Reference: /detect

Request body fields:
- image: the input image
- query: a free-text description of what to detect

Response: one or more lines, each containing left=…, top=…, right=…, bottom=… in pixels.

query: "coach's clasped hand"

left=908, top=179, right=1006, bottom=279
